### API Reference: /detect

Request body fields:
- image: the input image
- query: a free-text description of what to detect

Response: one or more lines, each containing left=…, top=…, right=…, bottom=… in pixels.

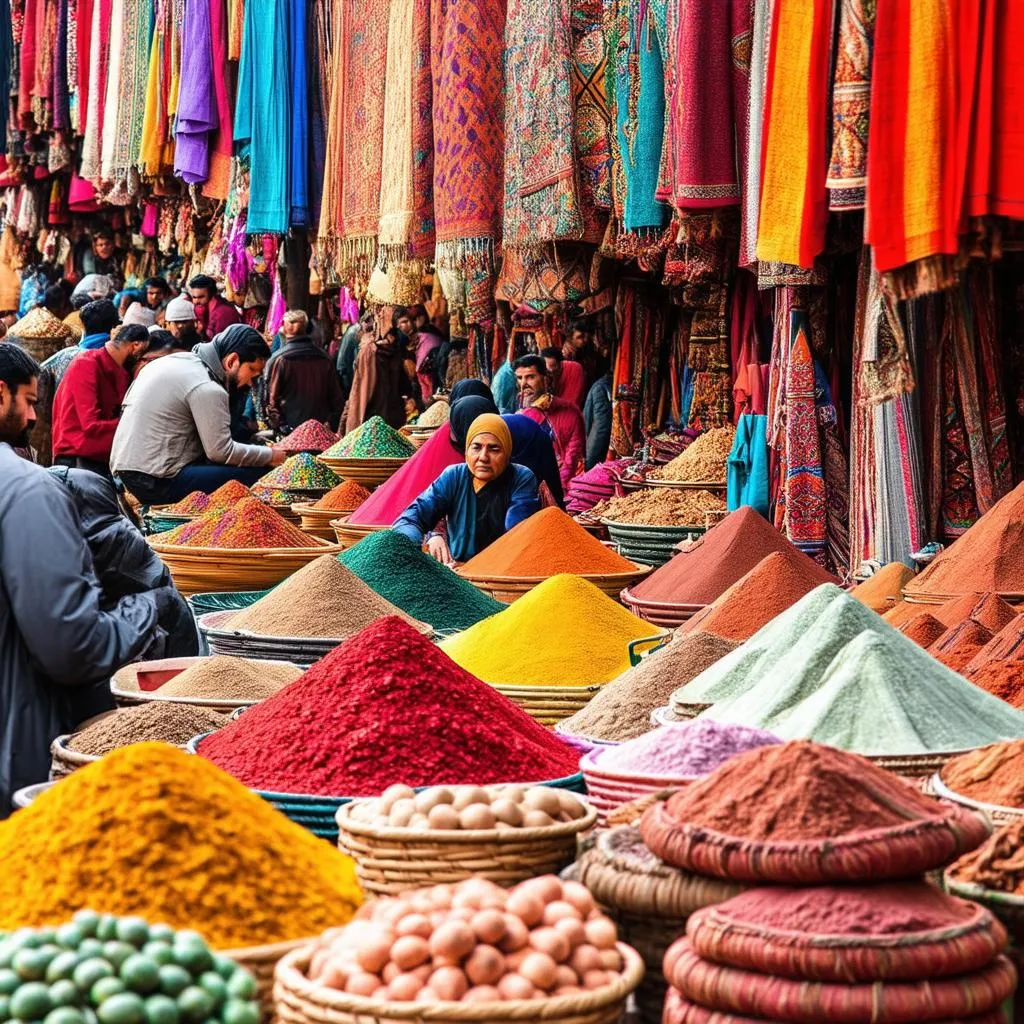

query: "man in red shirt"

left=188, top=275, right=242, bottom=340
left=51, top=324, right=151, bottom=476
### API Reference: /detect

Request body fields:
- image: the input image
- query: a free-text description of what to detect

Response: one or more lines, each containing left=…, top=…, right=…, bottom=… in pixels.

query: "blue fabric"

left=80, top=333, right=110, bottom=350
left=118, top=463, right=268, bottom=505
left=491, top=362, right=518, bottom=414
left=727, top=414, right=769, bottom=517
left=503, top=413, right=564, bottom=506
left=288, top=0, right=308, bottom=227
left=394, top=463, right=539, bottom=562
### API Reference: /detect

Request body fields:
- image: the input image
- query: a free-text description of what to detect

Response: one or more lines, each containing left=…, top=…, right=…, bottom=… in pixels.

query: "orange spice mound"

left=899, top=613, right=947, bottom=649
left=932, top=620, right=994, bottom=675
left=460, top=507, right=635, bottom=576
left=312, top=480, right=372, bottom=512
left=154, top=497, right=319, bottom=549
left=969, top=660, right=1024, bottom=708
left=884, top=601, right=923, bottom=628
left=934, top=592, right=1018, bottom=632
left=852, top=562, right=915, bottom=614
left=204, top=479, right=254, bottom=514
left=967, top=616, right=1024, bottom=675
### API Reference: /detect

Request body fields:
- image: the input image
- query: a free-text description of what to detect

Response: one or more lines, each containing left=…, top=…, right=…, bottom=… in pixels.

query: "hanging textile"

left=409, top=0, right=435, bottom=258
left=139, top=0, right=171, bottom=178
left=98, top=0, right=125, bottom=181
left=728, top=415, right=769, bottom=516
left=316, top=0, right=347, bottom=262
left=739, top=0, right=769, bottom=267
left=17, top=0, right=37, bottom=129
left=306, top=0, right=328, bottom=231
left=502, top=0, right=582, bottom=247
left=234, top=0, right=289, bottom=233
left=827, top=0, right=875, bottom=210
left=52, top=0, right=69, bottom=133
left=174, top=0, right=215, bottom=184
left=111, top=0, right=154, bottom=197
left=288, top=0, right=308, bottom=226
left=755, top=0, right=832, bottom=268
left=990, top=0, right=1024, bottom=218
left=202, top=0, right=233, bottom=199
left=75, top=0, right=92, bottom=136
left=0, top=0, right=11, bottom=150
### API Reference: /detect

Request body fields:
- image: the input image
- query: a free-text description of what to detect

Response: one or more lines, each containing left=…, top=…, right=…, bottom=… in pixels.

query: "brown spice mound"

left=899, top=613, right=947, bottom=649
left=158, top=655, right=302, bottom=699
left=560, top=630, right=738, bottom=742
left=942, top=740, right=1024, bottom=808
left=593, top=488, right=726, bottom=527
left=659, top=741, right=947, bottom=841
left=225, top=554, right=427, bottom=639
left=952, top=816, right=1024, bottom=893
left=67, top=704, right=227, bottom=756
left=969, top=660, right=1024, bottom=708
left=851, top=563, right=915, bottom=614
left=649, top=426, right=734, bottom=482
left=934, top=592, right=1018, bottom=632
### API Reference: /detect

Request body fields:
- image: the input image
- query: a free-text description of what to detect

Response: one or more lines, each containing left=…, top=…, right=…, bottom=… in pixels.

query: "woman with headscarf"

left=394, top=414, right=540, bottom=565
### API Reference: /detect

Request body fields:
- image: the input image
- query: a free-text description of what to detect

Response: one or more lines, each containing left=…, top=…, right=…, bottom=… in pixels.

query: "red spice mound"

left=942, top=740, right=1024, bottom=808
left=966, top=615, right=1024, bottom=674
left=204, top=479, right=254, bottom=514
left=883, top=601, right=920, bottom=628
left=197, top=617, right=581, bottom=795
left=157, top=496, right=319, bottom=549
left=682, top=551, right=840, bottom=642
left=278, top=419, right=338, bottom=453
left=934, top=592, right=1018, bottom=632
left=460, top=507, right=635, bottom=576
left=932, top=620, right=994, bottom=674
left=632, top=506, right=835, bottom=606
left=163, top=490, right=211, bottom=515
left=908, top=483, right=1024, bottom=597
left=969, top=660, right=1024, bottom=708
left=312, top=480, right=372, bottom=512
left=851, top=562, right=915, bottom=614
left=898, top=613, right=947, bottom=648
left=654, top=741, right=948, bottom=841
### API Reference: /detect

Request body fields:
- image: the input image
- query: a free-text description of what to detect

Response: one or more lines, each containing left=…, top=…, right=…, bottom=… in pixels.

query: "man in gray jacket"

left=0, top=345, right=175, bottom=813
left=111, top=324, right=286, bottom=504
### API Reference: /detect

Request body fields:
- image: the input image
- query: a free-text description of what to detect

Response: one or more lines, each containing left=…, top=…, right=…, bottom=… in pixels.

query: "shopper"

left=541, top=346, right=586, bottom=408
left=266, top=313, right=343, bottom=432
left=188, top=275, right=241, bottom=339
left=163, top=296, right=204, bottom=347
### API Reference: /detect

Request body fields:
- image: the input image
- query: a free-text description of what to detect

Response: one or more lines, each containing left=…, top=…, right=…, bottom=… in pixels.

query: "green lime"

left=10, top=931, right=41, bottom=952
left=100, top=948, right=133, bottom=974
left=142, top=931, right=171, bottom=950
left=196, top=976, right=224, bottom=1011
left=0, top=969, right=20, bottom=995
left=76, top=944, right=103, bottom=964
left=175, top=988, right=212, bottom=1024
left=208, top=961, right=232, bottom=986
left=94, top=923, right=116, bottom=946
left=222, top=975, right=253, bottom=1004
left=90, top=979, right=125, bottom=1006
left=14, top=949, right=53, bottom=982
left=220, top=1000, right=258, bottom=1024
left=47, top=981, right=78, bottom=1008
left=112, top=925, right=147, bottom=953
left=96, top=993, right=145, bottom=1024
left=0, top=993, right=9, bottom=1019
left=118, top=959, right=158, bottom=997
left=44, top=1008, right=86, bottom=1024
left=72, top=960, right=114, bottom=993
left=34, top=934, right=56, bottom=949
left=155, top=969, right=190, bottom=1000
left=72, top=914, right=100, bottom=939
left=45, top=953, right=80, bottom=985
left=10, top=982, right=53, bottom=1021
left=169, top=947, right=209, bottom=978
left=142, top=997, right=177, bottom=1024
left=54, top=928, right=83, bottom=953
left=138, top=949, right=170, bottom=971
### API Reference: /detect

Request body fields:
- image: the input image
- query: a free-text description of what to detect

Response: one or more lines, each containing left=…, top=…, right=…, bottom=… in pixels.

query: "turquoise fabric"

left=728, top=414, right=769, bottom=517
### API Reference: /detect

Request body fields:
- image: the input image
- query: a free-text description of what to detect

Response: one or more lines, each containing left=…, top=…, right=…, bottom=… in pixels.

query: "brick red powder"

left=658, top=741, right=946, bottom=841
left=197, top=617, right=581, bottom=795
left=934, top=592, right=1018, bottom=632
left=931, top=620, right=993, bottom=675
left=966, top=616, right=1024, bottom=674
left=899, top=613, right=946, bottom=649
left=969, top=660, right=1024, bottom=708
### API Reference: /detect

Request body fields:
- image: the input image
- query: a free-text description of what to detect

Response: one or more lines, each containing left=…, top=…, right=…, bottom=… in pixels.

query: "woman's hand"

left=426, top=535, right=454, bottom=566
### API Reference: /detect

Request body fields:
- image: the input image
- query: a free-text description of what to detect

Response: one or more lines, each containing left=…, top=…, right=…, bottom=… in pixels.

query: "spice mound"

left=153, top=496, right=319, bottom=548
left=594, top=488, right=726, bottom=527
left=899, top=612, right=947, bottom=648
left=416, top=400, right=450, bottom=427
left=197, top=617, right=581, bottom=796
left=254, top=452, right=341, bottom=491
left=648, top=426, right=734, bottom=482
left=952, top=816, right=1024, bottom=894
left=559, top=631, right=738, bottom=742
left=312, top=480, right=372, bottom=512
left=162, top=478, right=251, bottom=517
left=324, top=415, right=416, bottom=459
left=851, top=561, right=915, bottom=613
left=161, top=490, right=211, bottom=515
left=593, top=720, right=781, bottom=780
left=460, top=507, right=636, bottom=577
left=932, top=619, right=993, bottom=673
left=941, top=740, right=1024, bottom=808
left=439, top=574, right=659, bottom=687
left=225, top=554, right=427, bottom=639
left=0, top=742, right=362, bottom=945
left=338, top=530, right=505, bottom=632
left=279, top=419, right=339, bottom=453
left=156, top=655, right=302, bottom=700
left=66, top=703, right=227, bottom=756
left=970, top=660, right=1024, bottom=708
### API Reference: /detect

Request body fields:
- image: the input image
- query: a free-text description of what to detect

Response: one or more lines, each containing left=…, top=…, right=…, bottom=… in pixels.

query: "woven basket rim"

left=930, top=771, right=1024, bottom=818
left=493, top=683, right=607, bottom=696
left=274, top=942, right=643, bottom=1019
left=319, top=455, right=411, bottom=466
left=149, top=537, right=341, bottom=557
left=291, top=501, right=362, bottom=517
left=619, top=588, right=706, bottom=612
left=51, top=732, right=100, bottom=766
left=581, top=756, right=699, bottom=789
left=336, top=796, right=597, bottom=842
left=221, top=936, right=315, bottom=958
left=602, top=519, right=708, bottom=535
left=641, top=479, right=727, bottom=489
left=456, top=566, right=652, bottom=585
left=945, top=873, right=1024, bottom=908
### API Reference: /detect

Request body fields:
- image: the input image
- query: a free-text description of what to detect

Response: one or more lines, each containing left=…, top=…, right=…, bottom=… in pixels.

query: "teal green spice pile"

left=254, top=452, right=341, bottom=490
left=324, top=416, right=416, bottom=459
left=339, top=530, right=505, bottom=632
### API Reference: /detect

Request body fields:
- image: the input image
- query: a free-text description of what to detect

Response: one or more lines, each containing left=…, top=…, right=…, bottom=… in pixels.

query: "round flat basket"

left=12, top=781, right=56, bottom=808
left=330, top=518, right=387, bottom=549
left=928, top=772, right=1024, bottom=827
left=457, top=564, right=653, bottom=605
left=147, top=537, right=344, bottom=596
left=188, top=589, right=268, bottom=618
left=581, top=751, right=699, bottom=826
left=50, top=732, right=102, bottom=778
left=222, top=938, right=309, bottom=1020
left=864, top=748, right=974, bottom=780
left=620, top=588, right=702, bottom=628
left=111, top=656, right=223, bottom=707
left=273, top=942, right=644, bottom=1024
left=291, top=502, right=360, bottom=541
left=944, top=874, right=1024, bottom=945
left=144, top=509, right=194, bottom=534
left=491, top=682, right=605, bottom=727
left=335, top=792, right=597, bottom=895
left=317, top=456, right=408, bottom=487
left=641, top=479, right=727, bottom=493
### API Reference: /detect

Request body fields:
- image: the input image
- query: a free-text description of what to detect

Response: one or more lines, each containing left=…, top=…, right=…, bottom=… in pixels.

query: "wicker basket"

left=457, top=565, right=653, bottom=605
left=619, top=588, right=703, bottom=629
left=928, top=773, right=1024, bottom=827
left=330, top=519, right=388, bottom=549
left=640, top=479, right=727, bottom=493
left=50, top=733, right=100, bottom=778
left=273, top=942, right=643, bottom=1024
left=490, top=683, right=605, bottom=727
left=581, top=752, right=700, bottom=826
left=148, top=537, right=344, bottom=595
left=865, top=749, right=974, bottom=780
left=944, top=875, right=1024, bottom=945
left=12, top=781, right=56, bottom=808
left=317, top=456, right=409, bottom=487
left=291, top=502, right=360, bottom=541
left=223, top=938, right=310, bottom=1020
left=336, top=793, right=597, bottom=895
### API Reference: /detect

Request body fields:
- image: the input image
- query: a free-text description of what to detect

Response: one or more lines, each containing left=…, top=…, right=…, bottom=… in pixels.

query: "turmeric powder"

left=0, top=743, right=362, bottom=947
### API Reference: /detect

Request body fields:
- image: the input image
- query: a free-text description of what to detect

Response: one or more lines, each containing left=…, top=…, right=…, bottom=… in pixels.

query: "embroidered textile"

left=410, top=0, right=435, bottom=258
left=739, top=0, right=769, bottom=266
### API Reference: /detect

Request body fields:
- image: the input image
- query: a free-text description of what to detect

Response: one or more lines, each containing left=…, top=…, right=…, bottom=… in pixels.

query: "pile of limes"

left=0, top=913, right=262, bottom=1024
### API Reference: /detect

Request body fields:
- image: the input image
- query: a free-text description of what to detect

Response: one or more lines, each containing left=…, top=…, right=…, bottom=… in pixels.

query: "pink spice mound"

left=197, top=617, right=581, bottom=796
left=278, top=419, right=338, bottom=453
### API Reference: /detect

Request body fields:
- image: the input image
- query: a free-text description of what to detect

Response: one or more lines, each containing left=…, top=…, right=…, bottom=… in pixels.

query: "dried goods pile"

left=415, top=400, right=450, bottom=427
left=153, top=497, right=318, bottom=548
left=161, top=490, right=211, bottom=515
left=631, top=507, right=835, bottom=607
left=592, top=721, right=781, bottom=779
left=593, top=488, right=725, bottom=527
left=460, top=507, right=636, bottom=577
left=851, top=561, right=915, bottom=612
left=933, top=592, right=1019, bottom=632
left=559, top=631, right=738, bottom=742
left=906, top=481, right=1024, bottom=598
left=931, top=619, right=993, bottom=673
left=898, top=612, right=947, bottom=648
left=339, top=530, right=504, bottom=632
left=941, top=740, right=1024, bottom=808
left=66, top=703, right=227, bottom=756
left=278, top=419, right=338, bottom=452
left=648, top=426, right=734, bottom=482
left=253, top=452, right=341, bottom=491
left=0, top=743, right=362, bottom=945
left=565, top=459, right=629, bottom=514
left=324, top=416, right=416, bottom=459
left=970, top=658, right=1024, bottom=708
left=197, top=618, right=580, bottom=796
left=225, top=555, right=425, bottom=638
left=296, top=876, right=632, bottom=1003
left=155, top=655, right=302, bottom=700
left=439, top=575, right=657, bottom=687
left=311, top=480, right=372, bottom=511
left=952, top=817, right=1024, bottom=894
left=162, top=479, right=251, bottom=517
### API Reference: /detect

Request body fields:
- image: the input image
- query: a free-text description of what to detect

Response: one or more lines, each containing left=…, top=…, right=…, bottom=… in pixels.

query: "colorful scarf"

left=827, top=0, right=875, bottom=210
left=409, top=0, right=435, bottom=258
left=502, top=0, right=582, bottom=247
left=17, top=0, right=37, bottom=128
left=756, top=0, right=832, bottom=268
left=78, top=0, right=108, bottom=180
left=202, top=0, right=233, bottom=200
left=990, top=0, right=1024, bottom=218
left=306, top=0, right=329, bottom=232
left=139, top=2, right=169, bottom=178
left=739, top=0, right=769, bottom=267
left=317, top=0, right=347, bottom=257
left=174, top=0, right=215, bottom=184
left=75, top=0, right=91, bottom=135
left=98, top=0, right=125, bottom=181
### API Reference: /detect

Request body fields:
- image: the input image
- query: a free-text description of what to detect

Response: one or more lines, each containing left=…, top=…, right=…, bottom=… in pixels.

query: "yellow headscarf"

left=465, top=414, right=513, bottom=492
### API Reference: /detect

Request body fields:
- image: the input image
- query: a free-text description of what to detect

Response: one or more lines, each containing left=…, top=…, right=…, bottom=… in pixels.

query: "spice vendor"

left=394, top=413, right=540, bottom=565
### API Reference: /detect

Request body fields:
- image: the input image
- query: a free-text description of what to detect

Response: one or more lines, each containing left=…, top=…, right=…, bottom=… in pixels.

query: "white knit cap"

left=165, top=296, right=196, bottom=322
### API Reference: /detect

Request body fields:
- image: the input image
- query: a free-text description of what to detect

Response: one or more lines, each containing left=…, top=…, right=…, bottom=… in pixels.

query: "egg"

left=582, top=970, right=610, bottom=990
left=552, top=917, right=585, bottom=948
left=500, top=786, right=526, bottom=803
left=459, top=804, right=497, bottom=830
left=558, top=791, right=585, bottom=819
left=528, top=927, right=570, bottom=963
left=553, top=965, right=577, bottom=989
left=391, top=936, right=430, bottom=971
left=522, top=810, right=555, bottom=828
left=490, top=799, right=524, bottom=826
left=409, top=814, right=431, bottom=831
left=499, top=915, right=529, bottom=952
left=428, top=921, right=475, bottom=961
left=356, top=936, right=392, bottom=974
left=452, top=786, right=491, bottom=811
left=463, top=986, right=502, bottom=1003
left=599, top=949, right=622, bottom=972
left=542, top=901, right=582, bottom=926
left=430, top=885, right=454, bottom=909
left=522, top=787, right=561, bottom=816
left=379, top=784, right=416, bottom=811
left=417, top=988, right=440, bottom=1003
left=464, top=945, right=506, bottom=986
left=584, top=917, right=618, bottom=950
left=381, top=962, right=401, bottom=985
left=568, top=945, right=603, bottom=976
left=344, top=972, right=380, bottom=997
left=396, top=914, right=432, bottom=939
left=561, top=881, right=595, bottom=917
left=496, top=974, right=534, bottom=1001
left=388, top=799, right=416, bottom=828
left=518, top=952, right=557, bottom=991
left=319, top=963, right=349, bottom=990
left=309, top=948, right=331, bottom=979
left=415, top=787, right=453, bottom=814
left=427, top=804, right=461, bottom=830
left=471, top=909, right=507, bottom=945
left=413, top=965, right=433, bottom=982
left=428, top=966, right=468, bottom=1002
left=505, top=889, right=545, bottom=926
left=386, top=973, right=423, bottom=1002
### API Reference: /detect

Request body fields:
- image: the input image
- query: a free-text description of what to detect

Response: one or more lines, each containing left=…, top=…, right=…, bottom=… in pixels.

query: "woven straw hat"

left=8, top=307, right=74, bottom=341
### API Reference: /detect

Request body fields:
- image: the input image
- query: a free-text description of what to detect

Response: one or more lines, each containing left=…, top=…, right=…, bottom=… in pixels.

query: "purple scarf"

left=174, top=0, right=216, bottom=183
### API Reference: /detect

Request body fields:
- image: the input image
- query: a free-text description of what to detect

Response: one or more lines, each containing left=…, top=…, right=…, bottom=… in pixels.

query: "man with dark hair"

left=52, top=324, right=151, bottom=475
left=513, top=354, right=586, bottom=490
left=81, top=230, right=120, bottom=280
left=346, top=325, right=413, bottom=431
left=143, top=277, right=170, bottom=311
left=564, top=318, right=604, bottom=392
left=266, top=313, right=343, bottom=432
left=136, top=328, right=190, bottom=375
left=79, top=298, right=121, bottom=351
left=540, top=346, right=586, bottom=408
left=111, top=324, right=286, bottom=503
left=189, top=274, right=241, bottom=339
left=40, top=284, right=71, bottom=321
left=335, top=313, right=374, bottom=407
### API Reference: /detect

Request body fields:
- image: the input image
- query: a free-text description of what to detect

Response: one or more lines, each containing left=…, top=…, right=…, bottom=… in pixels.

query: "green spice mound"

left=323, top=416, right=415, bottom=459
left=678, top=584, right=1024, bottom=755
left=338, top=530, right=505, bottom=632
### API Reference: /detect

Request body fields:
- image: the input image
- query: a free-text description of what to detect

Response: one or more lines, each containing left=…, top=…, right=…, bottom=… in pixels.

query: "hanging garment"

left=0, top=0, right=12, bottom=149
left=409, top=0, right=435, bottom=258
left=739, top=0, right=770, bottom=267
left=174, top=0, right=215, bottom=184
left=201, top=0, right=233, bottom=199
left=305, top=0, right=329, bottom=231
left=317, top=0, right=347, bottom=255
left=287, top=0, right=308, bottom=226
left=728, top=414, right=769, bottom=517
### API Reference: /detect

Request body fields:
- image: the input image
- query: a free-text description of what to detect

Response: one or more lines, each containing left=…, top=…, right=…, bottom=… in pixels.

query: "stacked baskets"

left=601, top=519, right=705, bottom=568
left=580, top=747, right=700, bottom=826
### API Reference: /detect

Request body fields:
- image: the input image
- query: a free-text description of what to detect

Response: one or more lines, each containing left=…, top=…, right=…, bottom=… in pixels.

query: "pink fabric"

left=521, top=398, right=585, bottom=489
left=554, top=359, right=586, bottom=408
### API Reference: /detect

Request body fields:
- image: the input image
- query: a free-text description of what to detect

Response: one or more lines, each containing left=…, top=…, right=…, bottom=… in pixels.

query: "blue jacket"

left=504, top=413, right=564, bottom=506
left=394, top=463, right=539, bottom=562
